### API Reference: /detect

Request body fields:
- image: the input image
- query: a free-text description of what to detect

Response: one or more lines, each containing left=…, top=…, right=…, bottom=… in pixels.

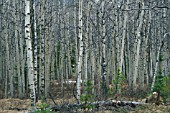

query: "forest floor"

left=0, top=98, right=170, bottom=113
left=0, top=81, right=170, bottom=113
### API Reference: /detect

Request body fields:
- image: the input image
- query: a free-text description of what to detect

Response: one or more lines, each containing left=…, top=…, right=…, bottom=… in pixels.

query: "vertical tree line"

left=0, top=0, right=170, bottom=105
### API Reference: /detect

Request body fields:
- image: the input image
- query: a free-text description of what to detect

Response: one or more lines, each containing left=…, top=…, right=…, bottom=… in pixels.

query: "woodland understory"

left=0, top=0, right=170, bottom=112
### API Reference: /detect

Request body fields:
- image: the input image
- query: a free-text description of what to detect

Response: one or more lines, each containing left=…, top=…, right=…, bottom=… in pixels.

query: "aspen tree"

left=133, top=0, right=145, bottom=91
left=25, top=0, right=36, bottom=105
left=89, top=2, right=95, bottom=94
left=0, top=1, right=1, bottom=49
left=120, top=0, right=129, bottom=74
left=96, top=8, right=101, bottom=96
left=74, top=0, right=78, bottom=81
left=4, top=0, right=10, bottom=98
left=50, top=0, right=56, bottom=80
left=33, top=0, right=38, bottom=100
left=59, top=0, right=64, bottom=98
left=84, top=1, right=89, bottom=84
left=111, top=0, right=116, bottom=83
left=151, top=33, right=169, bottom=91
left=39, top=0, right=45, bottom=99
left=64, top=0, right=70, bottom=83
left=114, top=0, right=121, bottom=94
left=145, top=7, right=152, bottom=86
left=101, top=1, right=107, bottom=99
left=77, top=0, right=83, bottom=104
left=19, top=0, right=26, bottom=97
left=117, top=0, right=129, bottom=94
left=44, top=2, right=52, bottom=98
left=14, top=0, right=23, bottom=97
left=55, top=0, right=60, bottom=81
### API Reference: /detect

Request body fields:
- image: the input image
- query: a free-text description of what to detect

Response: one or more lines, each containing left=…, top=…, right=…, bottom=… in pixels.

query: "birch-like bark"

left=50, top=0, right=56, bottom=80
left=84, top=26, right=88, bottom=85
left=40, top=0, right=45, bottom=99
left=116, top=0, right=129, bottom=94
left=25, top=0, right=36, bottom=105
left=114, top=0, right=121, bottom=94
left=73, top=0, right=78, bottom=81
left=84, top=1, right=90, bottom=84
left=77, top=0, right=83, bottom=104
left=151, top=33, right=169, bottom=91
left=101, top=1, right=107, bottom=99
left=133, top=1, right=145, bottom=91
left=32, top=0, right=38, bottom=100
left=111, top=11, right=115, bottom=85
left=96, top=9, right=101, bottom=96
left=88, top=2, right=95, bottom=94
left=45, top=15, right=51, bottom=97
left=120, top=0, right=129, bottom=73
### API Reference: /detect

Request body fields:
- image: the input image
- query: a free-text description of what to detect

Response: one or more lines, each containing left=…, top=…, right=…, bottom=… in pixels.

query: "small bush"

left=80, top=80, right=94, bottom=109
left=112, top=68, right=126, bottom=93
left=35, top=102, right=50, bottom=113
left=153, top=75, right=170, bottom=101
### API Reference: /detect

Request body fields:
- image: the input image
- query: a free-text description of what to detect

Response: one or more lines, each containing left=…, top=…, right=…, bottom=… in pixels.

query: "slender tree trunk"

left=151, top=33, right=169, bottom=91
left=88, top=2, right=95, bottom=94
left=4, top=1, right=10, bottom=98
left=39, top=0, right=45, bottom=100
left=133, top=1, right=145, bottom=91
left=25, top=0, right=36, bottom=106
left=13, top=0, right=23, bottom=98
left=76, top=0, right=83, bottom=104
left=120, top=0, right=129, bottom=73
left=101, top=1, right=107, bottom=99
left=18, top=0, right=25, bottom=97
left=32, top=0, right=38, bottom=101
left=74, top=0, right=78, bottom=80
left=145, top=7, right=152, bottom=86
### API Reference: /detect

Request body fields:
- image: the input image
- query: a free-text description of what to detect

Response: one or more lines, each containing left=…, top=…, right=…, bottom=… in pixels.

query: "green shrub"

left=80, top=80, right=94, bottom=109
left=35, top=102, right=58, bottom=113
left=153, top=75, right=170, bottom=101
left=112, top=68, right=125, bottom=93
left=35, top=102, right=50, bottom=113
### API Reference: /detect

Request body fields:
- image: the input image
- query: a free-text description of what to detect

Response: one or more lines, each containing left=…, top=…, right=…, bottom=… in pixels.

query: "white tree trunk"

left=133, top=1, right=145, bottom=91
left=101, top=1, right=107, bottom=98
left=89, top=2, right=95, bottom=94
left=120, top=0, right=129, bottom=73
left=33, top=0, right=38, bottom=100
left=151, top=33, right=169, bottom=91
left=25, top=0, right=36, bottom=106
left=39, top=0, right=45, bottom=99
left=77, top=0, right=83, bottom=104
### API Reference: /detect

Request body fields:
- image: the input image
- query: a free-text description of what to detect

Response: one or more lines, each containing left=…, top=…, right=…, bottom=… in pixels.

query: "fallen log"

left=24, top=100, right=148, bottom=113
left=49, top=100, right=147, bottom=112
left=9, top=107, right=28, bottom=111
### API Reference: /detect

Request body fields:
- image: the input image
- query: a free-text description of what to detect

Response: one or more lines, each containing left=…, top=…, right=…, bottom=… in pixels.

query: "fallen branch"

left=49, top=100, right=147, bottom=112
left=9, top=107, right=28, bottom=111
left=25, top=100, right=148, bottom=113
